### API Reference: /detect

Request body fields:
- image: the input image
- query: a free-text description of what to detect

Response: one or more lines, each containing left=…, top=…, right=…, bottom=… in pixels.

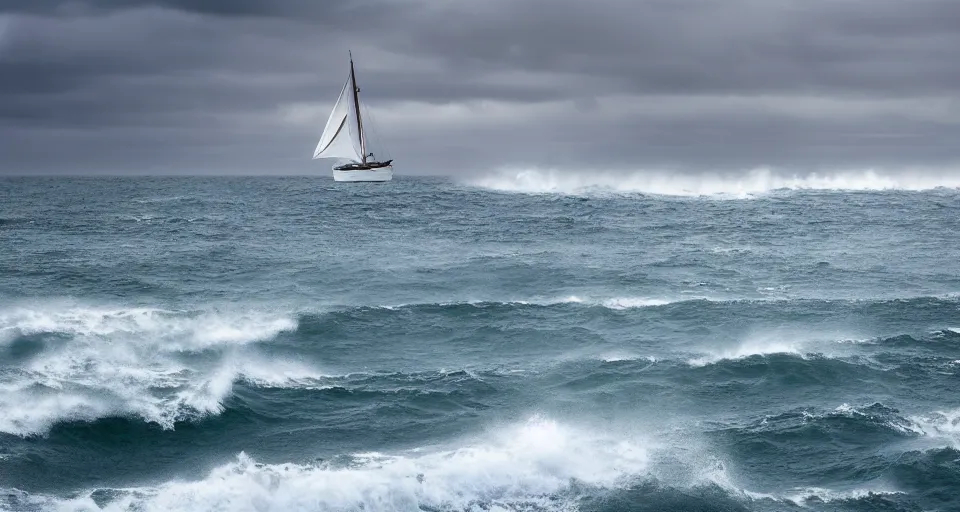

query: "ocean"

left=1, top=173, right=959, bottom=511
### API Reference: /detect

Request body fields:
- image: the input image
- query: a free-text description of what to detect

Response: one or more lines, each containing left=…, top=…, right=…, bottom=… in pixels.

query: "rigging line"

left=362, top=103, right=391, bottom=161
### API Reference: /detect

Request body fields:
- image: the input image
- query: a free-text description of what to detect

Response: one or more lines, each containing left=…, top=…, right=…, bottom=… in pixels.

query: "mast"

left=349, top=51, right=367, bottom=164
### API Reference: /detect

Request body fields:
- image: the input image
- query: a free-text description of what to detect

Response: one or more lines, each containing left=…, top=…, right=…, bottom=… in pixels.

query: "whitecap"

left=7, top=416, right=651, bottom=511
left=687, top=339, right=805, bottom=367
left=0, top=302, right=313, bottom=436
left=465, top=167, right=960, bottom=198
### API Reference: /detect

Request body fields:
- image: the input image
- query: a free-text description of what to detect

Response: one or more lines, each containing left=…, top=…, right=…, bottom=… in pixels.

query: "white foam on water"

left=373, top=295, right=680, bottom=311
left=0, top=302, right=318, bottom=436
left=832, top=337, right=879, bottom=345
left=705, top=461, right=904, bottom=506
left=782, top=486, right=905, bottom=505
left=330, top=292, right=960, bottom=315
left=0, top=305, right=296, bottom=350
left=467, top=167, right=960, bottom=197
left=9, top=415, right=652, bottom=512
left=684, top=325, right=873, bottom=367
left=711, top=246, right=757, bottom=255
left=0, top=353, right=321, bottom=437
left=598, top=352, right=657, bottom=363
left=528, top=295, right=676, bottom=308
left=1, top=414, right=915, bottom=511
left=687, top=338, right=805, bottom=367
left=907, top=408, right=960, bottom=449
left=600, top=297, right=673, bottom=309
left=786, top=404, right=960, bottom=450
left=534, top=295, right=675, bottom=308
left=826, top=403, right=924, bottom=436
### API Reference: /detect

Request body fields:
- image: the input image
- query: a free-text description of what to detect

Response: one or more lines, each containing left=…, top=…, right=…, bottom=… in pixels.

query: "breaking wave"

left=909, top=408, right=960, bottom=448
left=0, top=303, right=314, bottom=436
left=4, top=416, right=652, bottom=511
left=686, top=338, right=807, bottom=367
left=0, top=305, right=296, bottom=349
left=2, top=412, right=924, bottom=511
left=467, top=167, right=960, bottom=197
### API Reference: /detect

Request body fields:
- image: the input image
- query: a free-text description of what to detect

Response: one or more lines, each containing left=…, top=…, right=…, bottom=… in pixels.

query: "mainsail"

left=313, top=64, right=365, bottom=163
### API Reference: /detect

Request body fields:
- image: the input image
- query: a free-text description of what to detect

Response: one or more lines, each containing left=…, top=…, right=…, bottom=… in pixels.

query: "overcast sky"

left=1, top=0, right=958, bottom=175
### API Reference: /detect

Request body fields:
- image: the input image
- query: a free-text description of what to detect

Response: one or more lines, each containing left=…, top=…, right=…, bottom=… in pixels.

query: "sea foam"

left=0, top=303, right=314, bottom=436
left=6, top=416, right=651, bottom=511
left=467, top=167, right=960, bottom=197
left=1, top=413, right=914, bottom=511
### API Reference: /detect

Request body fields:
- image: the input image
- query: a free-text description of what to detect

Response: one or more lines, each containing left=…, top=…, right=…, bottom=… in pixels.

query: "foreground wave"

left=3, top=414, right=940, bottom=512
left=4, top=417, right=649, bottom=511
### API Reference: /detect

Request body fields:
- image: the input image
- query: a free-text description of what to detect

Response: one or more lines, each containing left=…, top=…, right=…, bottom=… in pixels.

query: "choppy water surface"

left=1, top=175, right=960, bottom=511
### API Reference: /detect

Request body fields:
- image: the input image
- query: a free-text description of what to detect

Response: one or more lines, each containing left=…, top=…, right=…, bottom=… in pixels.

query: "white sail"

left=312, top=73, right=364, bottom=162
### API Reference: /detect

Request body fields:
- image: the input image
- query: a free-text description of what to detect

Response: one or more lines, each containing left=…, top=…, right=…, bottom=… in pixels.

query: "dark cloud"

left=0, top=0, right=957, bottom=175
left=0, top=0, right=372, bottom=18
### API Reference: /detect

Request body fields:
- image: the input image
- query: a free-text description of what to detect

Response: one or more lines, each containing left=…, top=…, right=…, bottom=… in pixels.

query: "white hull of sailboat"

left=332, top=166, right=393, bottom=182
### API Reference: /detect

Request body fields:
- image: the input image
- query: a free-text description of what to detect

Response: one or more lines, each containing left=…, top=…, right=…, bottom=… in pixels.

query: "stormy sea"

left=2, top=171, right=960, bottom=512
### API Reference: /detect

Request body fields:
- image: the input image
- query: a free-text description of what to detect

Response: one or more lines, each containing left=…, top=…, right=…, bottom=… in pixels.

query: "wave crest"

left=908, top=408, right=960, bottom=448
left=0, top=303, right=315, bottom=436
left=4, top=413, right=917, bottom=511
left=467, top=167, right=960, bottom=197
left=0, top=305, right=296, bottom=350
left=10, top=416, right=650, bottom=511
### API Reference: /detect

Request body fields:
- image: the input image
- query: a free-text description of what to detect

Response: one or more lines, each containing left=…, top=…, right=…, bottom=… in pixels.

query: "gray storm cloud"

left=0, top=0, right=958, bottom=176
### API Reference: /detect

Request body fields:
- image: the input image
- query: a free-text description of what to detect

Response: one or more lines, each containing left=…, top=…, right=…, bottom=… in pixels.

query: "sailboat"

left=312, top=52, right=393, bottom=182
